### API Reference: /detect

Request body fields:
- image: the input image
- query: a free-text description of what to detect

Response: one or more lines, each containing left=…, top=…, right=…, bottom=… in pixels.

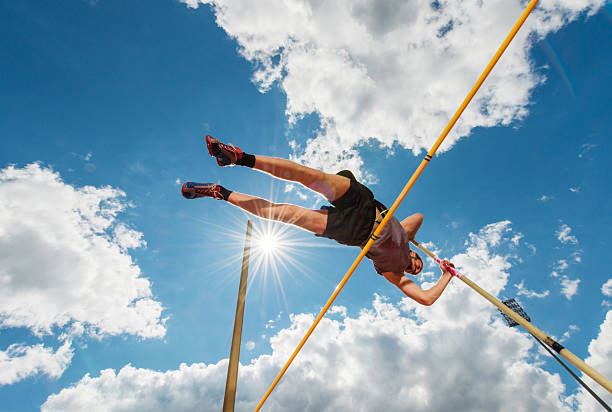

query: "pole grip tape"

left=545, top=337, right=566, bottom=353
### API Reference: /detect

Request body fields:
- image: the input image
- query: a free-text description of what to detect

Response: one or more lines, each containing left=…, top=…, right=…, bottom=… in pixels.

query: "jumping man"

left=182, top=135, right=454, bottom=306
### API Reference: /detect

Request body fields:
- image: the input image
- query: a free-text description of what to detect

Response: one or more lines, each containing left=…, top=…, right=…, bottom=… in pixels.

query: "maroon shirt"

left=365, top=216, right=412, bottom=274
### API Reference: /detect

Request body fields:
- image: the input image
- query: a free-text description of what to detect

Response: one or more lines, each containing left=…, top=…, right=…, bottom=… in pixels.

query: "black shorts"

left=315, top=170, right=377, bottom=246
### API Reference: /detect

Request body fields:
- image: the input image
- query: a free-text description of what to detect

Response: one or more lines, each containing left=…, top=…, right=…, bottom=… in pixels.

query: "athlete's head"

left=405, top=250, right=423, bottom=275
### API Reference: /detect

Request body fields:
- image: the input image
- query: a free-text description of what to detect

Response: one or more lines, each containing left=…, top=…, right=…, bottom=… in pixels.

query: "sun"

left=256, top=233, right=280, bottom=255
left=192, top=209, right=330, bottom=311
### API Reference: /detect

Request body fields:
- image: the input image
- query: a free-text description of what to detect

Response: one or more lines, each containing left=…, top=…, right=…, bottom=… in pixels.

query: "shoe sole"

left=205, top=135, right=215, bottom=157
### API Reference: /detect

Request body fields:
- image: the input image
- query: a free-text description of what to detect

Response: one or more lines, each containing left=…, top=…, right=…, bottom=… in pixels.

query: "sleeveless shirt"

left=365, top=215, right=413, bottom=275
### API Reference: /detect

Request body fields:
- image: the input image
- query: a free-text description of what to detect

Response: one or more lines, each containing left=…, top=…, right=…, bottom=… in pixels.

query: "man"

left=182, top=135, right=454, bottom=306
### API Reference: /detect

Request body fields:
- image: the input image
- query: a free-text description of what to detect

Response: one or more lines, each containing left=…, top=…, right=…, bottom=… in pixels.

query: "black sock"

left=218, top=185, right=233, bottom=200
left=236, top=153, right=255, bottom=168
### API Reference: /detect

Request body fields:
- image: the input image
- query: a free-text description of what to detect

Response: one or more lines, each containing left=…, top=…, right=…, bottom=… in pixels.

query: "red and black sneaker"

left=205, top=135, right=243, bottom=166
left=181, top=182, right=224, bottom=200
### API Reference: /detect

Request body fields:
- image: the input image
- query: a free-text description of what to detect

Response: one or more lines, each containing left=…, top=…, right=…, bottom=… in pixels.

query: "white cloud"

left=560, top=276, right=580, bottom=300
left=43, top=221, right=575, bottom=411
left=556, top=223, right=578, bottom=245
left=515, top=280, right=550, bottom=299
left=245, top=341, right=255, bottom=351
left=42, top=363, right=229, bottom=412
left=526, top=243, right=537, bottom=255
left=569, top=310, right=612, bottom=411
left=328, top=305, right=347, bottom=317
left=71, top=152, right=92, bottom=162
left=181, top=0, right=603, bottom=178
left=602, top=279, right=612, bottom=297
left=511, top=232, right=524, bottom=246
left=0, top=342, right=73, bottom=386
left=555, top=259, right=569, bottom=271
left=0, top=164, right=166, bottom=383
left=561, top=324, right=579, bottom=343
left=569, top=187, right=580, bottom=193
left=578, top=143, right=597, bottom=158
left=538, top=194, right=553, bottom=202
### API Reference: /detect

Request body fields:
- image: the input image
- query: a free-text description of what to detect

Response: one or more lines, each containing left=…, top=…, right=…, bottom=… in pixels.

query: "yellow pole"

left=254, top=1, right=540, bottom=410
left=223, top=219, right=252, bottom=412
left=410, top=239, right=612, bottom=395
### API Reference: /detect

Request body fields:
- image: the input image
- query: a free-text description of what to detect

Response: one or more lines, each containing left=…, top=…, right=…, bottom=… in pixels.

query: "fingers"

left=439, top=260, right=455, bottom=270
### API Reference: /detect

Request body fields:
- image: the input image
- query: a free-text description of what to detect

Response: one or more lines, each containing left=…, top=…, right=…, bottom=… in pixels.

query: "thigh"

left=307, top=173, right=351, bottom=202
left=275, top=204, right=328, bottom=235
left=292, top=208, right=328, bottom=235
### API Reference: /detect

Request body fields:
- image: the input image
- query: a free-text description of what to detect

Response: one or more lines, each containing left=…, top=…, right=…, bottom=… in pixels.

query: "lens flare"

left=255, top=233, right=280, bottom=255
left=184, top=203, right=340, bottom=313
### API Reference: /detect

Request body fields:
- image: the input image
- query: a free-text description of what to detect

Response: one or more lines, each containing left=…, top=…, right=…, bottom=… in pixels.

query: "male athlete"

left=182, top=135, right=454, bottom=306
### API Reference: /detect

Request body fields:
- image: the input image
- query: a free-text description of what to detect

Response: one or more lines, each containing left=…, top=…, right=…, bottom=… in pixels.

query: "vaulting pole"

left=223, top=219, right=252, bottom=412
left=410, top=239, right=612, bottom=395
left=254, top=1, right=540, bottom=410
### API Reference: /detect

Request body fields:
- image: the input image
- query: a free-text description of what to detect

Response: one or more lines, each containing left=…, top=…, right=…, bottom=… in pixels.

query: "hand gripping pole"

left=410, top=239, right=612, bottom=395
left=254, top=1, right=541, bottom=410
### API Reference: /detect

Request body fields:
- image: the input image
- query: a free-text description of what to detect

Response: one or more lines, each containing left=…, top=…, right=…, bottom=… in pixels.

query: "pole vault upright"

left=223, top=219, right=252, bottom=412
left=254, top=1, right=541, bottom=410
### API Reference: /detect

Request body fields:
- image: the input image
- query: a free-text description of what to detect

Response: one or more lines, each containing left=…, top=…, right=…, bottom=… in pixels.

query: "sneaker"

left=206, top=135, right=243, bottom=166
left=181, top=182, right=224, bottom=200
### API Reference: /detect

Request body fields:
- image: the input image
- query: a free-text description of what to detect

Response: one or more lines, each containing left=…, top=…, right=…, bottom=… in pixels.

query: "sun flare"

left=255, top=233, right=280, bottom=254
left=195, top=207, right=335, bottom=311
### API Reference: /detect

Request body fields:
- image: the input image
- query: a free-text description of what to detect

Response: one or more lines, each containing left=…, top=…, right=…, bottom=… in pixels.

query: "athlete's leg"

left=253, top=156, right=351, bottom=202
left=206, top=134, right=351, bottom=202
left=227, top=191, right=328, bottom=234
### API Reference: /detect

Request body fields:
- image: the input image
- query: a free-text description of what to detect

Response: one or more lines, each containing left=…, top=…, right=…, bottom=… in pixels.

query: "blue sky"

left=1, top=0, right=611, bottom=411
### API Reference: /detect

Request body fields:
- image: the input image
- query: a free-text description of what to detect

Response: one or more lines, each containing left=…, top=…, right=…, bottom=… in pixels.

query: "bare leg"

left=252, top=155, right=351, bottom=202
left=227, top=192, right=328, bottom=234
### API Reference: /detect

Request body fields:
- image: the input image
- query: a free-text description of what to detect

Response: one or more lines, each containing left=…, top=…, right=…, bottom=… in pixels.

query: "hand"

left=439, top=260, right=455, bottom=275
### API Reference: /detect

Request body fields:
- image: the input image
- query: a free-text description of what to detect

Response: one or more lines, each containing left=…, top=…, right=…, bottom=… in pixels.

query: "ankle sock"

left=236, top=153, right=255, bottom=168
left=218, top=185, right=233, bottom=200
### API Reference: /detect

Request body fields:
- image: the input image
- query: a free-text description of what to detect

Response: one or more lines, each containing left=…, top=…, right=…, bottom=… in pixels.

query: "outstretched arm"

left=382, top=260, right=454, bottom=306
left=400, top=213, right=423, bottom=240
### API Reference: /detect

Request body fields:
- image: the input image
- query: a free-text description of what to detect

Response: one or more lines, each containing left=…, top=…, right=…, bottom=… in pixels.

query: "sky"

left=1, top=0, right=611, bottom=411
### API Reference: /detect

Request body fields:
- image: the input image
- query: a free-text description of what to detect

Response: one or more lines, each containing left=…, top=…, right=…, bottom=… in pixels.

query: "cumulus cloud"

left=556, top=223, right=578, bottom=245
left=0, top=342, right=73, bottom=385
left=0, top=164, right=166, bottom=383
left=182, top=0, right=603, bottom=179
left=43, top=221, right=576, bottom=411
left=570, top=310, right=612, bottom=411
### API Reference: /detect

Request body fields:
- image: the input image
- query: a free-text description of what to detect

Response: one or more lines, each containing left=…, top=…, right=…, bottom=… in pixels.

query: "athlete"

left=182, top=135, right=454, bottom=306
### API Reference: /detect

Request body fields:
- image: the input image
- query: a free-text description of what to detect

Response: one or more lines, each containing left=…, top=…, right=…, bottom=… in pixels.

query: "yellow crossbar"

left=254, top=1, right=540, bottom=410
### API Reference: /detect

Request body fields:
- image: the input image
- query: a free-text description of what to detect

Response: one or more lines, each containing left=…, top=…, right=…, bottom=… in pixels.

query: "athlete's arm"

left=400, top=213, right=423, bottom=240
left=382, top=260, right=454, bottom=306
